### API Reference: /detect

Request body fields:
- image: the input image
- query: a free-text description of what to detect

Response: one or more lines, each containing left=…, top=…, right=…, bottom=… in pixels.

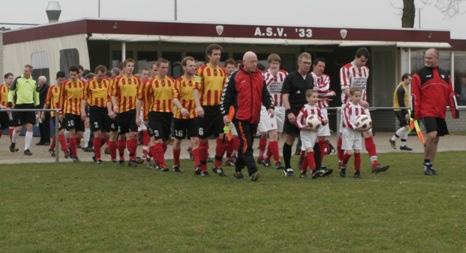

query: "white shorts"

left=342, top=127, right=362, bottom=151
left=300, top=130, right=317, bottom=151
left=317, top=108, right=330, bottom=137
left=257, top=106, right=285, bottom=133
left=138, top=111, right=147, bottom=131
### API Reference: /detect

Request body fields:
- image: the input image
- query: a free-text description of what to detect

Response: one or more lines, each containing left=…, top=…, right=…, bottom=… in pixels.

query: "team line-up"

left=0, top=45, right=458, bottom=181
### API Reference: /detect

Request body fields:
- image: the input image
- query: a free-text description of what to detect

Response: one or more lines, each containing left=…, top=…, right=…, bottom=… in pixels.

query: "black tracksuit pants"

left=233, top=119, right=258, bottom=176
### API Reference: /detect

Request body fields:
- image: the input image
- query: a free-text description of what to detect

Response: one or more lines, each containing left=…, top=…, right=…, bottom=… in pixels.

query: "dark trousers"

left=233, top=120, right=258, bottom=176
left=39, top=112, right=50, bottom=143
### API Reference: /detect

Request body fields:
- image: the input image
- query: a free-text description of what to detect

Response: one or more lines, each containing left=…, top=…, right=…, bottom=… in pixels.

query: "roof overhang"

left=2, top=18, right=454, bottom=49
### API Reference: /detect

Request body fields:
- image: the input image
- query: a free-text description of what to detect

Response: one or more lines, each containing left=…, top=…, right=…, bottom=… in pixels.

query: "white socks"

left=25, top=131, right=33, bottom=150
left=83, top=128, right=91, bottom=148
left=12, top=129, right=18, bottom=143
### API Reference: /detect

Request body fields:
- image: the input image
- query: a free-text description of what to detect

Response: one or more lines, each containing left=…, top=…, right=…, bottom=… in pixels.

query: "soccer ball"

left=306, top=115, right=321, bottom=130
left=355, top=115, right=372, bottom=131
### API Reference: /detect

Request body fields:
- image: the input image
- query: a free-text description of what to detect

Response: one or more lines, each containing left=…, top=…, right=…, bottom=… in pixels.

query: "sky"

left=1, top=0, right=466, bottom=39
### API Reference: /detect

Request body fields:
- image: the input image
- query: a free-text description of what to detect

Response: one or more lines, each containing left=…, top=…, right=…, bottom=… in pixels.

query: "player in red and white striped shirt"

left=338, top=47, right=389, bottom=173
left=296, top=90, right=327, bottom=178
left=340, top=87, right=367, bottom=178
left=310, top=58, right=335, bottom=175
left=257, top=53, right=288, bottom=169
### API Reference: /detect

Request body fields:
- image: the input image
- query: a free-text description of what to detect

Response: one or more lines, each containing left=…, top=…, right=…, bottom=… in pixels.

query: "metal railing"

left=327, top=106, right=463, bottom=134
left=0, top=108, right=62, bottom=162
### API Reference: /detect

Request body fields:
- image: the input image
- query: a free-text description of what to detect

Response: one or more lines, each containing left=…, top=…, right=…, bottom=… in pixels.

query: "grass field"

left=1, top=152, right=466, bottom=252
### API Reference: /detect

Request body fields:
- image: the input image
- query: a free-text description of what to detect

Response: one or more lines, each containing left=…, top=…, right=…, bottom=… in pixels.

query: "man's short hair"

left=24, top=64, right=33, bottom=70
left=224, top=58, right=236, bottom=67
left=267, top=53, right=281, bottom=63
left=69, top=65, right=79, bottom=73
left=298, top=52, right=312, bottom=62
left=182, top=56, right=195, bottom=67
left=401, top=73, right=411, bottom=81
left=313, top=58, right=326, bottom=66
left=156, top=58, right=169, bottom=67
left=355, top=47, right=370, bottom=59
left=95, top=65, right=107, bottom=74
left=4, top=72, right=13, bottom=79
left=124, top=58, right=135, bottom=66
left=56, top=71, right=66, bottom=79
left=349, top=87, right=362, bottom=95
left=206, top=44, right=223, bottom=55
left=78, top=65, right=84, bottom=71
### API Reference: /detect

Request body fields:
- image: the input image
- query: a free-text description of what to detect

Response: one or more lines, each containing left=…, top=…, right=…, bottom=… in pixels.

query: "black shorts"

left=0, top=112, right=11, bottom=129
left=65, top=114, right=85, bottom=132
left=51, top=117, right=65, bottom=130
left=85, top=106, right=90, bottom=117
left=149, top=111, right=173, bottom=141
left=173, top=118, right=199, bottom=139
left=110, top=119, right=118, bottom=132
left=13, top=103, right=36, bottom=126
left=89, top=106, right=111, bottom=132
left=198, top=105, right=224, bottom=139
left=395, top=111, right=409, bottom=127
left=117, top=109, right=138, bottom=135
left=422, top=117, right=449, bottom=136
left=284, top=108, right=300, bottom=136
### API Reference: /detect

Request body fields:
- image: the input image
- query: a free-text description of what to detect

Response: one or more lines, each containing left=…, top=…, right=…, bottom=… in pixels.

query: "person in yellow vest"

left=389, top=73, right=413, bottom=151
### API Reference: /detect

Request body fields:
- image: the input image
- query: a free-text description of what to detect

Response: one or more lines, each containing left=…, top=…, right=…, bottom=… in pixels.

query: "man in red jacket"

left=411, top=48, right=459, bottom=175
left=221, top=51, right=274, bottom=181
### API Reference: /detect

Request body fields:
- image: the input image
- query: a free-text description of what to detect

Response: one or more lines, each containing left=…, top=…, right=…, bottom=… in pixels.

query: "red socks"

left=192, top=148, right=200, bottom=167
left=354, top=153, right=361, bottom=171
left=337, top=136, right=344, bottom=162
left=109, top=140, right=117, bottom=161
left=173, top=148, right=181, bottom=166
left=69, top=137, right=77, bottom=157
left=199, top=141, right=208, bottom=171
left=258, top=137, right=267, bottom=159
left=307, top=151, right=316, bottom=171
left=142, top=130, right=150, bottom=146
left=364, top=137, right=377, bottom=157
left=118, top=139, right=126, bottom=160
left=8, top=128, right=13, bottom=141
left=268, top=141, right=280, bottom=163
left=214, top=137, right=227, bottom=168
left=59, top=134, right=68, bottom=153
left=49, top=136, right=56, bottom=150
left=127, top=138, right=137, bottom=160
left=93, top=137, right=102, bottom=160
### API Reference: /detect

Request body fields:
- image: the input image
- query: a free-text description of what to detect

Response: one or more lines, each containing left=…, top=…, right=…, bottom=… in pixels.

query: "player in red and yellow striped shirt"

left=42, top=71, right=69, bottom=158
left=171, top=56, right=203, bottom=172
left=136, top=58, right=174, bottom=171
left=0, top=73, right=15, bottom=142
left=60, top=65, right=85, bottom=162
left=195, top=44, right=228, bottom=176
left=82, top=65, right=112, bottom=164
left=111, top=58, right=141, bottom=167
left=106, top=66, right=123, bottom=163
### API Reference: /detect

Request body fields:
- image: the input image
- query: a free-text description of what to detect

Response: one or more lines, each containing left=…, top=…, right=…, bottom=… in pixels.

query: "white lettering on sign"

left=254, top=27, right=287, bottom=37
left=295, top=28, right=312, bottom=38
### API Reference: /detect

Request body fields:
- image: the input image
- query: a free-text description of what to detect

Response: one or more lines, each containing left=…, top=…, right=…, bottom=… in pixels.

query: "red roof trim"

left=2, top=19, right=452, bottom=45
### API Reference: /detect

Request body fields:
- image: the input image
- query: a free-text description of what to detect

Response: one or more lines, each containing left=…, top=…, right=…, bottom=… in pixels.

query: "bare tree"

left=402, top=0, right=416, bottom=27
left=401, top=0, right=465, bottom=28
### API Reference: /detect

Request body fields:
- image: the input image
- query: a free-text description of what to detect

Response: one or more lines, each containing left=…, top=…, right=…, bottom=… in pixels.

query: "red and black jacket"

left=411, top=66, right=458, bottom=119
left=221, top=67, right=274, bottom=124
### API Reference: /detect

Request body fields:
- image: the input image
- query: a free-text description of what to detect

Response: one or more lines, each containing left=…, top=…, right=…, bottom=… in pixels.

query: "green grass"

left=1, top=152, right=466, bottom=252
